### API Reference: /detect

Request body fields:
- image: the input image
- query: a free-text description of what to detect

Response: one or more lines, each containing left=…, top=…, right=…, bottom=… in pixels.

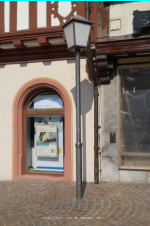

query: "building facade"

left=96, top=1, right=150, bottom=183
left=1, top=1, right=150, bottom=184
left=0, top=1, right=97, bottom=182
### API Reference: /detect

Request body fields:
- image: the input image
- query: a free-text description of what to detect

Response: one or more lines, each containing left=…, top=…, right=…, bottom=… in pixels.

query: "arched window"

left=13, top=78, right=72, bottom=181
left=25, top=89, right=65, bottom=175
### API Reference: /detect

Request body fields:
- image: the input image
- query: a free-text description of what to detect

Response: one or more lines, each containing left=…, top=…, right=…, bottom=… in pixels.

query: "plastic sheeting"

left=120, top=68, right=150, bottom=167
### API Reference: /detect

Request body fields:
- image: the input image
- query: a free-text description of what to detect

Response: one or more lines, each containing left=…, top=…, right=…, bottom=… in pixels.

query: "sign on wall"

left=36, top=124, right=57, bottom=157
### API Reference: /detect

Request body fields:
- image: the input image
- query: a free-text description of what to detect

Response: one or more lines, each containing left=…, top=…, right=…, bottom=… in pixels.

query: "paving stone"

left=0, top=181, right=149, bottom=225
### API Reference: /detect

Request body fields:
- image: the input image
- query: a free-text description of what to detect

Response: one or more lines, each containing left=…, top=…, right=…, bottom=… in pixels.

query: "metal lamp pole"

left=75, top=48, right=82, bottom=200
left=61, top=14, right=94, bottom=200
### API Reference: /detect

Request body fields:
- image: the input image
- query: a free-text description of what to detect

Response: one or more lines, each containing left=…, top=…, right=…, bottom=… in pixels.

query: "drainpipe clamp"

left=75, top=143, right=82, bottom=147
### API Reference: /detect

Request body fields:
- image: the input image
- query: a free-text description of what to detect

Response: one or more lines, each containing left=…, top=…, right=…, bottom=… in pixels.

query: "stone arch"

left=13, top=78, right=72, bottom=181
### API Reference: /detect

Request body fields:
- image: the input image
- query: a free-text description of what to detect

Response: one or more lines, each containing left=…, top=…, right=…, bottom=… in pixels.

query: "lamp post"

left=62, top=15, right=94, bottom=200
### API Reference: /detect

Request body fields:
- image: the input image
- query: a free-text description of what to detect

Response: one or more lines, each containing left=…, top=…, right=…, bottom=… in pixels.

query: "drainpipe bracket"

left=94, top=126, right=101, bottom=129
left=94, top=92, right=99, bottom=95
left=75, top=143, right=82, bottom=147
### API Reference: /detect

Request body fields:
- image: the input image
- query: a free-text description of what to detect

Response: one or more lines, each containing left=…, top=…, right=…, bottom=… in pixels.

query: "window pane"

left=29, top=93, right=64, bottom=109
left=64, top=22, right=74, bottom=49
left=26, top=115, right=64, bottom=173
left=119, top=67, right=150, bottom=168
left=74, top=22, right=91, bottom=47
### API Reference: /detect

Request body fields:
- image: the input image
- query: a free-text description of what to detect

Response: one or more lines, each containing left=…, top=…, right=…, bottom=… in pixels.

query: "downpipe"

left=85, top=1, right=100, bottom=184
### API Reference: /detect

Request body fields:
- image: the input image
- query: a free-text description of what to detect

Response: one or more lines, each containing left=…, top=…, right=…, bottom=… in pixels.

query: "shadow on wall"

left=20, top=63, right=28, bottom=67
left=110, top=69, right=117, bottom=81
left=43, top=61, right=52, bottom=66
left=71, top=79, right=94, bottom=182
left=0, top=64, right=5, bottom=68
left=19, top=61, right=52, bottom=67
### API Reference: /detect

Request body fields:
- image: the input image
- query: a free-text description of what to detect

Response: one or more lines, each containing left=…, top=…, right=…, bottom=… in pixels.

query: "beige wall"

left=109, top=2, right=150, bottom=37
left=0, top=59, right=94, bottom=182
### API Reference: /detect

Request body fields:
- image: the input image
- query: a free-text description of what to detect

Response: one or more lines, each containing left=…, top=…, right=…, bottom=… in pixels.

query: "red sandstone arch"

left=13, top=78, right=72, bottom=181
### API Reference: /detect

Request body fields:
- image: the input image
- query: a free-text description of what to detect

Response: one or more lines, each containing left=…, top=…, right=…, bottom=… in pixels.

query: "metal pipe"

left=85, top=1, right=100, bottom=184
left=94, top=85, right=99, bottom=184
left=85, top=2, right=90, bottom=20
left=85, top=2, right=90, bottom=49
left=75, top=48, right=82, bottom=200
left=86, top=57, right=96, bottom=62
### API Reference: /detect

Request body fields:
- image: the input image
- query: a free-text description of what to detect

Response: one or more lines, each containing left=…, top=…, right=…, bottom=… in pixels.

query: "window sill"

left=119, top=166, right=150, bottom=171
left=13, top=174, right=70, bottom=181
left=25, top=171, right=64, bottom=177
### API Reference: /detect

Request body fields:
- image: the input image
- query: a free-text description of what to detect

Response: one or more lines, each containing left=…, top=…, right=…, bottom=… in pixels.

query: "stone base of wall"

left=100, top=69, right=150, bottom=183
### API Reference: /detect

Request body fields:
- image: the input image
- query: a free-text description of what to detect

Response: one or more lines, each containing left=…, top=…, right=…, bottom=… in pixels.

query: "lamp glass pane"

left=64, top=22, right=74, bottom=49
left=74, top=22, right=91, bottom=47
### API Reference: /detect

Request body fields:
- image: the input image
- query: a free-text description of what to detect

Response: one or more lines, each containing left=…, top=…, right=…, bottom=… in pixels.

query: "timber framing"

left=0, top=27, right=64, bottom=43
left=96, top=55, right=110, bottom=84
left=96, top=36, right=150, bottom=55
left=0, top=1, right=97, bottom=64
left=95, top=36, right=150, bottom=84
left=0, top=44, right=86, bottom=63
left=0, top=1, right=97, bottom=44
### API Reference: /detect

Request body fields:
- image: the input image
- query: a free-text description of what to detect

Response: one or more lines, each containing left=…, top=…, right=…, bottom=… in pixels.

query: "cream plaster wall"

left=4, top=1, right=10, bottom=33
left=109, top=2, right=150, bottom=37
left=17, top=1, right=29, bottom=31
left=0, top=59, right=94, bottom=182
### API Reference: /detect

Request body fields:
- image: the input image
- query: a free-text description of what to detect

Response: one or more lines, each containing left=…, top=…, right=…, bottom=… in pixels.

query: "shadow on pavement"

left=82, top=181, right=87, bottom=198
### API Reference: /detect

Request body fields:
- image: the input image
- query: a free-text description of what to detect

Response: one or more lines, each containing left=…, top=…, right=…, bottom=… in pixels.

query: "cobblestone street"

left=0, top=181, right=150, bottom=226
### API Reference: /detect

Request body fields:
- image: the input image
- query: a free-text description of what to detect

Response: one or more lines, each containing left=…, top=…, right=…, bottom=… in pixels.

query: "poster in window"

left=36, top=124, right=57, bottom=157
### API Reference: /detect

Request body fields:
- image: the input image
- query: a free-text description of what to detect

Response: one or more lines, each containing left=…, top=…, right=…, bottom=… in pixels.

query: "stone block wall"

left=100, top=69, right=150, bottom=183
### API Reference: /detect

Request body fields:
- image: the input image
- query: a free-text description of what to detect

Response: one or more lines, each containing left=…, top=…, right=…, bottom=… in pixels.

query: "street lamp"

left=62, top=15, right=94, bottom=200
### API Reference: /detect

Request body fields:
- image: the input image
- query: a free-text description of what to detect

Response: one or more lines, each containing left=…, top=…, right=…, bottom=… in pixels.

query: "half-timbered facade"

left=2, top=1, right=150, bottom=184
left=0, top=1, right=97, bottom=182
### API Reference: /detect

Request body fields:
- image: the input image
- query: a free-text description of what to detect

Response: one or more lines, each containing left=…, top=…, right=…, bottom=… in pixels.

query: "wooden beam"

left=0, top=2, right=4, bottom=34
left=121, top=152, right=150, bottom=157
left=29, top=1, right=37, bottom=30
left=96, top=37, right=150, bottom=56
left=25, top=108, right=64, bottom=116
left=37, top=36, right=50, bottom=47
left=13, top=39, right=25, bottom=49
left=10, top=1, right=17, bottom=32
left=118, top=56, right=150, bottom=65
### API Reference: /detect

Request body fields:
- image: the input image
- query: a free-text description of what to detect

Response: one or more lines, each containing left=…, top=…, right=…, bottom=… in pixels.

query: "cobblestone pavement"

left=0, top=181, right=150, bottom=226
